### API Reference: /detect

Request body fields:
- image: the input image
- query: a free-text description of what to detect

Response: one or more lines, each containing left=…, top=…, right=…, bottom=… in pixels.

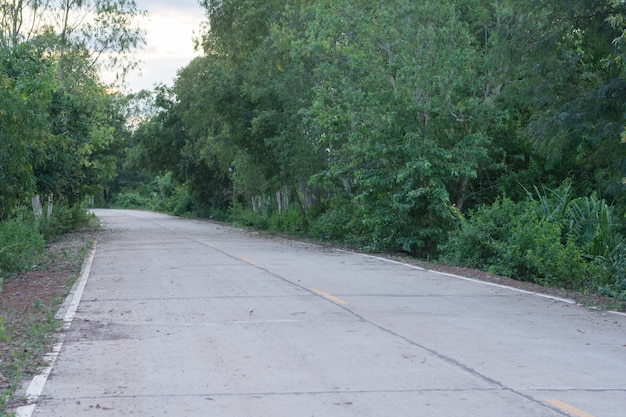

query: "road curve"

left=19, top=209, right=626, bottom=416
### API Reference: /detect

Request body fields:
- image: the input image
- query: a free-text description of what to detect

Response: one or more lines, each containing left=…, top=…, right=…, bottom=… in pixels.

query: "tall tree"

left=1, top=0, right=145, bottom=217
left=0, top=0, right=47, bottom=47
left=2, top=0, right=146, bottom=86
left=501, top=0, right=626, bottom=203
left=0, top=42, right=55, bottom=219
left=271, top=0, right=496, bottom=253
left=156, top=0, right=625, bottom=255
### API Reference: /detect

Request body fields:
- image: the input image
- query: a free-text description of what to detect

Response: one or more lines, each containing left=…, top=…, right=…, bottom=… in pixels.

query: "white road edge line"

left=345, top=250, right=626, bottom=317
left=15, top=244, right=97, bottom=417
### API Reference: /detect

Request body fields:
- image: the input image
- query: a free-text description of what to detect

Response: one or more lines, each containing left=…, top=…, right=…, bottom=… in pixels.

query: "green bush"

left=112, top=191, right=154, bottom=210
left=308, top=199, right=362, bottom=244
left=598, top=243, right=626, bottom=299
left=489, top=216, right=595, bottom=289
left=37, top=204, right=93, bottom=241
left=229, top=204, right=309, bottom=235
left=0, top=213, right=45, bottom=278
left=267, top=208, right=307, bottom=235
left=440, top=196, right=524, bottom=271
left=111, top=173, right=197, bottom=216
left=230, top=206, right=271, bottom=230
left=528, top=182, right=619, bottom=260
left=440, top=190, right=607, bottom=291
left=159, top=185, right=192, bottom=216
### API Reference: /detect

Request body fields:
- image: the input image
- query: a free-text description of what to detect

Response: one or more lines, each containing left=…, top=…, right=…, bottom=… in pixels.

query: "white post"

left=46, top=194, right=54, bottom=218
left=32, top=195, right=43, bottom=219
left=276, top=190, right=282, bottom=213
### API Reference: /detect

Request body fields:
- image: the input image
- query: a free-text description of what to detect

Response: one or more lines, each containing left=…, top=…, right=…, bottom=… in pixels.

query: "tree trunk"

left=32, top=195, right=43, bottom=218
left=455, top=175, right=468, bottom=211
left=47, top=194, right=54, bottom=218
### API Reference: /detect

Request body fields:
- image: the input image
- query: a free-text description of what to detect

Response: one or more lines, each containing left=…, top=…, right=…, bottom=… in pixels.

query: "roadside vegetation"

left=2, top=4, right=626, bottom=410
left=111, top=0, right=626, bottom=306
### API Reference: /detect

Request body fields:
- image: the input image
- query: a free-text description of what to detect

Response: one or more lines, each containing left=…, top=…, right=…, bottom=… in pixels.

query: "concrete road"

left=20, top=209, right=626, bottom=416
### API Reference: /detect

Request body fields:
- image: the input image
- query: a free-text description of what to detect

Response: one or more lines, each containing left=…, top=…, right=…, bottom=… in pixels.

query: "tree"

left=498, top=0, right=626, bottom=205
left=176, top=0, right=505, bottom=253
left=0, top=42, right=56, bottom=220
left=0, top=0, right=47, bottom=47
left=34, top=79, right=125, bottom=206
left=265, top=0, right=495, bottom=253
left=144, top=0, right=625, bottom=259
left=1, top=0, right=145, bottom=217
left=1, top=0, right=146, bottom=86
left=173, top=55, right=247, bottom=214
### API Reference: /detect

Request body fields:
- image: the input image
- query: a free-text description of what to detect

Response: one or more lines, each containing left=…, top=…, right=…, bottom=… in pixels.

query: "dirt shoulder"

left=0, top=226, right=100, bottom=412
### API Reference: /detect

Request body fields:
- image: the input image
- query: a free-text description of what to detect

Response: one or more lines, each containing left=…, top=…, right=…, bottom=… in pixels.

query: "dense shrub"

left=268, top=208, right=307, bottom=235
left=488, top=215, right=595, bottom=289
left=230, top=206, right=271, bottom=230
left=0, top=212, right=45, bottom=278
left=440, top=196, right=522, bottom=270
left=112, top=191, right=154, bottom=210
left=600, top=243, right=626, bottom=299
left=440, top=184, right=623, bottom=293
left=308, top=200, right=360, bottom=244
left=110, top=173, right=198, bottom=217
left=37, top=204, right=93, bottom=240
left=229, top=205, right=309, bottom=235
left=158, top=185, right=192, bottom=216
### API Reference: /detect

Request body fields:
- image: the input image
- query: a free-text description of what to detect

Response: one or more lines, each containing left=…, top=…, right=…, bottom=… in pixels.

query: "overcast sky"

left=119, top=0, right=206, bottom=92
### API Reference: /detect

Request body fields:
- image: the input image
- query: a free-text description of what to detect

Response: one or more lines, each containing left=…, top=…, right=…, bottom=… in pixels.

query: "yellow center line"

left=240, top=257, right=257, bottom=265
left=310, top=288, right=349, bottom=305
left=546, top=400, right=596, bottom=417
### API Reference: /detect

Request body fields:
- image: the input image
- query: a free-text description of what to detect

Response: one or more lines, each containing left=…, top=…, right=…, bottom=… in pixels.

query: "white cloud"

left=103, top=1, right=205, bottom=92
left=136, top=0, right=203, bottom=13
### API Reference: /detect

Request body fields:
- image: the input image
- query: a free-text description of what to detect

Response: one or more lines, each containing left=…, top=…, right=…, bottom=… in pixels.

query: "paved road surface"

left=18, top=210, right=626, bottom=416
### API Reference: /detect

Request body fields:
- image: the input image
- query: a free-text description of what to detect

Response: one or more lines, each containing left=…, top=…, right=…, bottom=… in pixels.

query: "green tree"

left=151, top=0, right=625, bottom=259
left=1, top=0, right=146, bottom=85
left=272, top=0, right=495, bottom=254
left=501, top=0, right=626, bottom=205
left=0, top=42, right=56, bottom=220
left=3, top=0, right=145, bottom=212
left=34, top=79, right=125, bottom=206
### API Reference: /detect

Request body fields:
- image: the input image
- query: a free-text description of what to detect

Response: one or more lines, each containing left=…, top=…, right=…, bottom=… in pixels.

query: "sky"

left=119, top=0, right=206, bottom=92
